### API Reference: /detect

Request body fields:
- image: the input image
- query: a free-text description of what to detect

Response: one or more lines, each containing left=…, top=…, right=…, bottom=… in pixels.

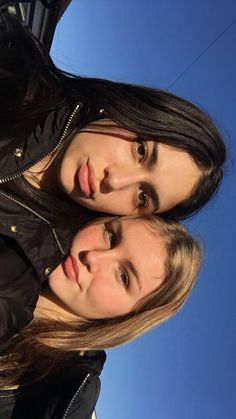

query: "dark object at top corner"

left=0, top=0, right=72, bottom=51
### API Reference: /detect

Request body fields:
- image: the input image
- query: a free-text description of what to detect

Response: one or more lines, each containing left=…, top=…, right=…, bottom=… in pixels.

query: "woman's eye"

left=138, top=187, right=148, bottom=208
left=104, top=224, right=116, bottom=248
left=136, top=140, right=147, bottom=163
left=119, top=269, right=129, bottom=288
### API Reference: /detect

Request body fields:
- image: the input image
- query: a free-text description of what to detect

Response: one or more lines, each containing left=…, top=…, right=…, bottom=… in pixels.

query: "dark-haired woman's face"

left=58, top=120, right=201, bottom=215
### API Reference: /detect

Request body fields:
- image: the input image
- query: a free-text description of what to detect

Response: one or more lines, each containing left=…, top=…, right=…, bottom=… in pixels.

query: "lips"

left=77, top=160, right=96, bottom=197
left=63, top=255, right=80, bottom=285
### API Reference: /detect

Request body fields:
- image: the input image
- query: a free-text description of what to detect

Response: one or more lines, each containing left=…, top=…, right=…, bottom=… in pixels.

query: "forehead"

left=119, top=218, right=167, bottom=284
left=119, top=217, right=164, bottom=249
left=88, top=118, right=136, bottom=139
left=152, top=144, right=202, bottom=213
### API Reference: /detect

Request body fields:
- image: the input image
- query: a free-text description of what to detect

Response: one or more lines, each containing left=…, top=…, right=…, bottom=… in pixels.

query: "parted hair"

left=0, top=216, right=202, bottom=391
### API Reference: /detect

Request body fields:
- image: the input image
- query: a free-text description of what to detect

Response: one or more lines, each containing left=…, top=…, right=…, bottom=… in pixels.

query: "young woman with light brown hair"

left=0, top=215, right=201, bottom=419
left=0, top=215, right=202, bottom=389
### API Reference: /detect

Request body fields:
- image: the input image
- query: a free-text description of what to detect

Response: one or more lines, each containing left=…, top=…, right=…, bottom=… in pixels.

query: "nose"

left=103, top=166, right=144, bottom=192
left=79, top=250, right=107, bottom=273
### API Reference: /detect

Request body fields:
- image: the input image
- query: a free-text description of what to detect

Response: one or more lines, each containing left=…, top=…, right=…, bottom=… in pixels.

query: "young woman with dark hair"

left=0, top=11, right=226, bottom=222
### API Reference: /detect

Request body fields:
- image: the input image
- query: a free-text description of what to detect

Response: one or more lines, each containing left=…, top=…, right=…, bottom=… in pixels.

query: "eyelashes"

left=103, top=222, right=129, bottom=289
left=135, top=140, right=149, bottom=209
left=118, top=269, right=129, bottom=288
left=104, top=222, right=116, bottom=248
left=135, top=140, right=148, bottom=163
left=138, top=187, right=148, bottom=208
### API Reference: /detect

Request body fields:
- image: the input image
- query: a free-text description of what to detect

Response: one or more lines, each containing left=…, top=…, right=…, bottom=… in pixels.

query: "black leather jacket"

left=0, top=235, right=40, bottom=342
left=0, top=12, right=107, bottom=418
left=0, top=8, right=86, bottom=278
left=0, top=104, right=81, bottom=280
left=0, top=10, right=85, bottom=341
left=0, top=350, right=106, bottom=419
left=0, top=103, right=84, bottom=341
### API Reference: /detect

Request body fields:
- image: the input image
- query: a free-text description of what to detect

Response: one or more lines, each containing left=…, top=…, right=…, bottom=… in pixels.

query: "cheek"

left=109, top=140, right=130, bottom=161
left=66, top=135, right=81, bottom=154
left=93, top=136, right=131, bottom=163
left=88, top=280, right=114, bottom=306
left=71, top=133, right=102, bottom=158
left=90, top=193, right=131, bottom=213
left=87, top=278, right=131, bottom=316
left=71, top=225, right=101, bottom=250
left=60, top=135, right=81, bottom=168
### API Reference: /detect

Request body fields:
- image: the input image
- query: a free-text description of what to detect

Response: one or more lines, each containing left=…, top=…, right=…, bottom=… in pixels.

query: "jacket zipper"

left=0, top=103, right=80, bottom=184
left=0, top=104, right=80, bottom=255
left=61, top=373, right=91, bottom=419
left=0, top=190, right=66, bottom=255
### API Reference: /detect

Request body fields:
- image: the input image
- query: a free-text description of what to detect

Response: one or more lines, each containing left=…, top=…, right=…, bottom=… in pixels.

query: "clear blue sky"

left=51, top=1, right=236, bottom=418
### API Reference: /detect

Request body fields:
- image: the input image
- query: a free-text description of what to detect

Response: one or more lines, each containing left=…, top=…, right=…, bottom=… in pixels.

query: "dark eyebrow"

left=148, top=187, right=159, bottom=213
left=149, top=141, right=158, bottom=168
left=147, top=142, right=160, bottom=212
left=118, top=221, right=142, bottom=291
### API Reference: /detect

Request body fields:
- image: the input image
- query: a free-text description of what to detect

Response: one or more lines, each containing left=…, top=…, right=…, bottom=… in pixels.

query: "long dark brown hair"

left=0, top=14, right=227, bottom=222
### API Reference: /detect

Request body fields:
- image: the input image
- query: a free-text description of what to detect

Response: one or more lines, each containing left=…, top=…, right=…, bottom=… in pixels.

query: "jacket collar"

left=0, top=104, right=82, bottom=183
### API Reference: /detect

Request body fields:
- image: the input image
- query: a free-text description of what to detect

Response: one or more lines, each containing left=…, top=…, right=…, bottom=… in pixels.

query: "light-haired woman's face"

left=58, top=119, right=201, bottom=216
left=48, top=218, right=167, bottom=319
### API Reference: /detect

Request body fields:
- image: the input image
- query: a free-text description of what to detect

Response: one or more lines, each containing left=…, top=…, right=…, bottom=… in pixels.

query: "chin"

left=48, top=264, right=64, bottom=289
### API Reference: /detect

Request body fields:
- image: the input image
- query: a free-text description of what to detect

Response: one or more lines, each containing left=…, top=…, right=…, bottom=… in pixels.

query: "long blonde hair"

left=0, top=216, right=202, bottom=390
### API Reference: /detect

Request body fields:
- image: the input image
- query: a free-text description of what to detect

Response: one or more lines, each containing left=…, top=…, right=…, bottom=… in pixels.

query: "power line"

left=168, top=19, right=236, bottom=90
